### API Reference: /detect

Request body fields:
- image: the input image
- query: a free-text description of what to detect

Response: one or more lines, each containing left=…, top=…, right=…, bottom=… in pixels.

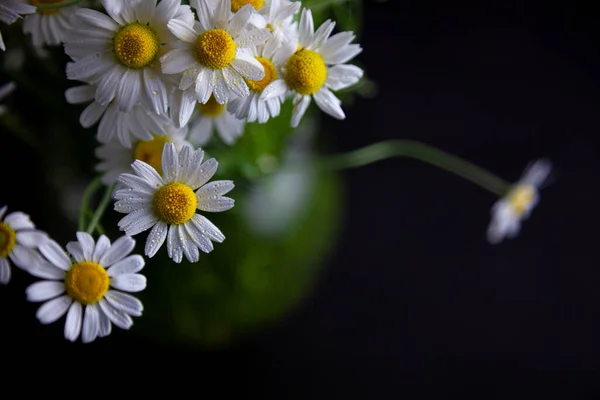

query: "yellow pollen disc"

left=198, top=95, right=226, bottom=117
left=0, top=222, right=17, bottom=258
left=231, top=0, right=264, bottom=12
left=266, top=24, right=274, bottom=33
left=508, top=184, right=536, bottom=215
left=29, top=0, right=64, bottom=14
left=113, top=23, right=160, bottom=69
left=195, top=29, right=236, bottom=70
left=153, top=182, right=197, bottom=225
left=65, top=261, right=109, bottom=305
left=245, top=57, right=277, bottom=93
left=133, top=135, right=170, bottom=175
left=284, top=48, right=327, bottom=95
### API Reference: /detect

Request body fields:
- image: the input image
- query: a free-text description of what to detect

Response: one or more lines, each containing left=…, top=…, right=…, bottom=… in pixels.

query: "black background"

left=2, top=0, right=600, bottom=397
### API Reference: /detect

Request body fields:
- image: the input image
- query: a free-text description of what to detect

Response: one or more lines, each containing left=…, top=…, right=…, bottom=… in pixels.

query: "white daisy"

left=246, top=0, right=300, bottom=46
left=160, top=0, right=271, bottom=105
left=0, top=205, right=48, bottom=284
left=113, top=142, right=234, bottom=263
left=95, top=120, right=192, bottom=185
left=65, top=84, right=174, bottom=148
left=26, top=232, right=146, bottom=343
left=189, top=94, right=245, bottom=146
left=0, top=0, right=36, bottom=51
left=0, top=81, right=17, bottom=117
left=64, top=0, right=195, bottom=114
left=260, top=7, right=364, bottom=127
left=487, top=159, right=552, bottom=244
left=22, top=0, right=79, bottom=48
left=227, top=36, right=292, bottom=123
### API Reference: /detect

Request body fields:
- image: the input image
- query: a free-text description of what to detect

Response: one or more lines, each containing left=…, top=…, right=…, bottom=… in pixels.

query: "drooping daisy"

left=487, top=159, right=552, bottom=244
left=114, top=142, right=234, bottom=263
left=160, top=0, right=271, bottom=105
left=0, top=205, right=48, bottom=284
left=95, top=120, right=192, bottom=185
left=189, top=94, right=245, bottom=146
left=64, top=0, right=195, bottom=114
left=26, top=232, right=146, bottom=343
left=227, top=36, right=293, bottom=123
left=0, top=0, right=36, bottom=51
left=260, top=8, right=364, bottom=127
left=0, top=81, right=17, bottom=117
left=22, top=0, right=80, bottom=48
left=65, top=84, right=173, bottom=148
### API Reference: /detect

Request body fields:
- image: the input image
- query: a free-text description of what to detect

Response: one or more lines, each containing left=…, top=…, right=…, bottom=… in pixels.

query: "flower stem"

left=78, top=178, right=102, bottom=232
left=86, top=183, right=115, bottom=235
left=318, top=139, right=511, bottom=196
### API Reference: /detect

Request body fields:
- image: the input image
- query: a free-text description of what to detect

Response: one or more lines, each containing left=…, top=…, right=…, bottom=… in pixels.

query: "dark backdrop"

left=2, top=0, right=600, bottom=397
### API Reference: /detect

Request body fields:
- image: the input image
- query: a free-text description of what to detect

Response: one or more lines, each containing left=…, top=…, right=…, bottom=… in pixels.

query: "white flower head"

left=64, top=0, right=195, bottom=114
left=487, top=159, right=552, bottom=244
left=189, top=94, right=245, bottom=146
left=0, top=0, right=36, bottom=51
left=22, top=1, right=80, bottom=48
left=25, top=232, right=146, bottom=343
left=65, top=84, right=175, bottom=148
left=114, top=142, right=235, bottom=263
left=96, top=120, right=192, bottom=185
left=0, top=206, right=48, bottom=284
left=160, top=0, right=271, bottom=105
left=246, top=0, right=300, bottom=46
left=261, top=7, right=364, bottom=127
left=227, top=36, right=291, bottom=123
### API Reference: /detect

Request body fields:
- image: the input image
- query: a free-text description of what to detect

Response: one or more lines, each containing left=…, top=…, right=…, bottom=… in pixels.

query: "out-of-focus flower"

left=114, top=143, right=234, bottom=263
left=26, top=232, right=146, bottom=343
left=487, top=159, right=552, bottom=244
left=22, top=1, right=79, bottom=48
left=0, top=0, right=36, bottom=51
left=188, top=94, right=245, bottom=146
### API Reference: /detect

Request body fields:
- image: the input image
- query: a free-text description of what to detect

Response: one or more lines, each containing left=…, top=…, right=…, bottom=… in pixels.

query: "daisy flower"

left=114, top=142, right=234, bottom=263
left=160, top=0, right=271, bottom=105
left=0, top=81, right=17, bottom=117
left=64, top=0, right=195, bottom=114
left=260, top=7, right=364, bottom=127
left=246, top=0, right=300, bottom=46
left=487, top=159, right=552, bottom=244
left=189, top=94, right=245, bottom=146
left=26, top=232, right=146, bottom=343
left=95, top=120, right=192, bottom=185
left=0, top=0, right=36, bottom=51
left=22, top=0, right=80, bottom=48
left=65, top=84, right=173, bottom=148
left=0, top=206, right=48, bottom=284
left=227, top=36, right=293, bottom=123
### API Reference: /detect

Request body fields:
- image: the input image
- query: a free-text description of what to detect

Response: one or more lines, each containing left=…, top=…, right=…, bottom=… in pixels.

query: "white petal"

left=323, top=43, right=362, bottom=65
left=220, top=67, right=246, bottom=100
left=116, top=173, right=158, bottom=195
left=75, top=8, right=119, bottom=31
left=156, top=0, right=180, bottom=22
left=184, top=220, right=214, bottom=253
left=0, top=258, right=9, bottom=284
left=234, top=27, right=271, bottom=48
left=94, top=303, right=112, bottom=337
left=26, top=281, right=65, bottom=302
left=178, top=224, right=199, bottom=263
left=231, top=52, right=264, bottom=81
left=9, top=246, right=65, bottom=279
left=118, top=210, right=158, bottom=236
left=76, top=232, right=95, bottom=260
left=161, top=49, right=197, bottom=75
left=313, top=88, right=345, bottom=120
left=190, top=158, right=218, bottom=189
left=82, top=303, right=100, bottom=343
left=161, top=142, right=180, bottom=182
left=131, top=159, right=164, bottom=187
left=39, top=240, right=72, bottom=271
left=106, top=254, right=145, bottom=277
left=197, top=195, right=235, bottom=212
left=290, top=94, right=311, bottom=128
left=4, top=211, right=34, bottom=230
left=309, top=19, right=335, bottom=50
left=80, top=101, right=107, bottom=128
left=144, top=221, right=168, bottom=258
left=36, top=295, right=73, bottom=324
left=191, top=214, right=225, bottom=243
left=110, top=273, right=147, bottom=292
left=92, top=235, right=111, bottom=262
left=325, top=64, right=364, bottom=91
left=166, top=224, right=183, bottom=263
left=167, top=18, right=197, bottom=42
left=16, top=230, right=48, bottom=248
left=95, top=65, right=126, bottom=106
left=298, top=8, right=314, bottom=47
left=64, top=302, right=83, bottom=342
left=116, top=70, right=142, bottom=112
left=133, top=0, right=155, bottom=23
left=66, top=241, right=85, bottom=263
left=105, top=290, right=143, bottom=317
left=228, top=3, right=253, bottom=37
left=65, top=85, right=95, bottom=104
left=99, top=298, right=133, bottom=330
left=99, top=235, right=136, bottom=266
left=260, top=79, right=288, bottom=101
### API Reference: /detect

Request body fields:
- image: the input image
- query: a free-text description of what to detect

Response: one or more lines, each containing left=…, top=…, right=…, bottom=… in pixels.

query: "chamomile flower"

left=22, top=0, right=80, bottom=48
left=65, top=84, right=173, bottom=148
left=96, top=121, right=192, bottom=185
left=26, top=232, right=146, bottom=343
left=0, top=81, right=16, bottom=117
left=64, top=0, right=194, bottom=114
left=260, top=8, right=364, bottom=127
left=487, top=159, right=552, bottom=244
left=246, top=0, right=300, bottom=46
left=160, top=0, right=271, bottom=105
left=0, top=206, right=48, bottom=284
left=0, top=0, right=36, bottom=51
left=114, top=142, right=234, bottom=263
left=189, top=94, right=245, bottom=146
left=227, top=36, right=292, bottom=123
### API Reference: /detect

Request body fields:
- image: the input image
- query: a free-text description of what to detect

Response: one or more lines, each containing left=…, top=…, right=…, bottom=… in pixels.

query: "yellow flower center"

left=284, top=48, right=327, bottom=95
left=65, top=261, right=109, bottom=305
left=266, top=24, right=274, bottom=33
left=231, top=0, right=264, bottom=12
left=195, top=29, right=236, bottom=70
left=198, top=95, right=226, bottom=117
left=0, top=222, right=17, bottom=258
left=133, top=135, right=170, bottom=175
left=245, top=57, right=277, bottom=93
left=507, top=184, right=536, bottom=216
left=29, top=0, right=64, bottom=15
left=113, top=23, right=160, bottom=69
left=153, top=182, right=197, bottom=225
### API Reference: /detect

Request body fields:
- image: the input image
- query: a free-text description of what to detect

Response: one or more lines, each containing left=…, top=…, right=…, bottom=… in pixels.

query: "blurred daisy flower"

left=0, top=0, right=36, bottom=51
left=22, top=0, right=80, bottom=48
left=487, top=159, right=552, bottom=244
left=114, top=142, right=234, bottom=263
left=26, top=232, right=146, bottom=343
left=189, top=94, right=245, bottom=146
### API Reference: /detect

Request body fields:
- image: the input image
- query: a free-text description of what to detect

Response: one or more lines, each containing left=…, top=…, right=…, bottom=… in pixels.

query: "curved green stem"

left=78, top=178, right=102, bottom=232
left=86, top=183, right=115, bottom=235
left=35, top=0, right=84, bottom=11
left=318, top=139, right=511, bottom=196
